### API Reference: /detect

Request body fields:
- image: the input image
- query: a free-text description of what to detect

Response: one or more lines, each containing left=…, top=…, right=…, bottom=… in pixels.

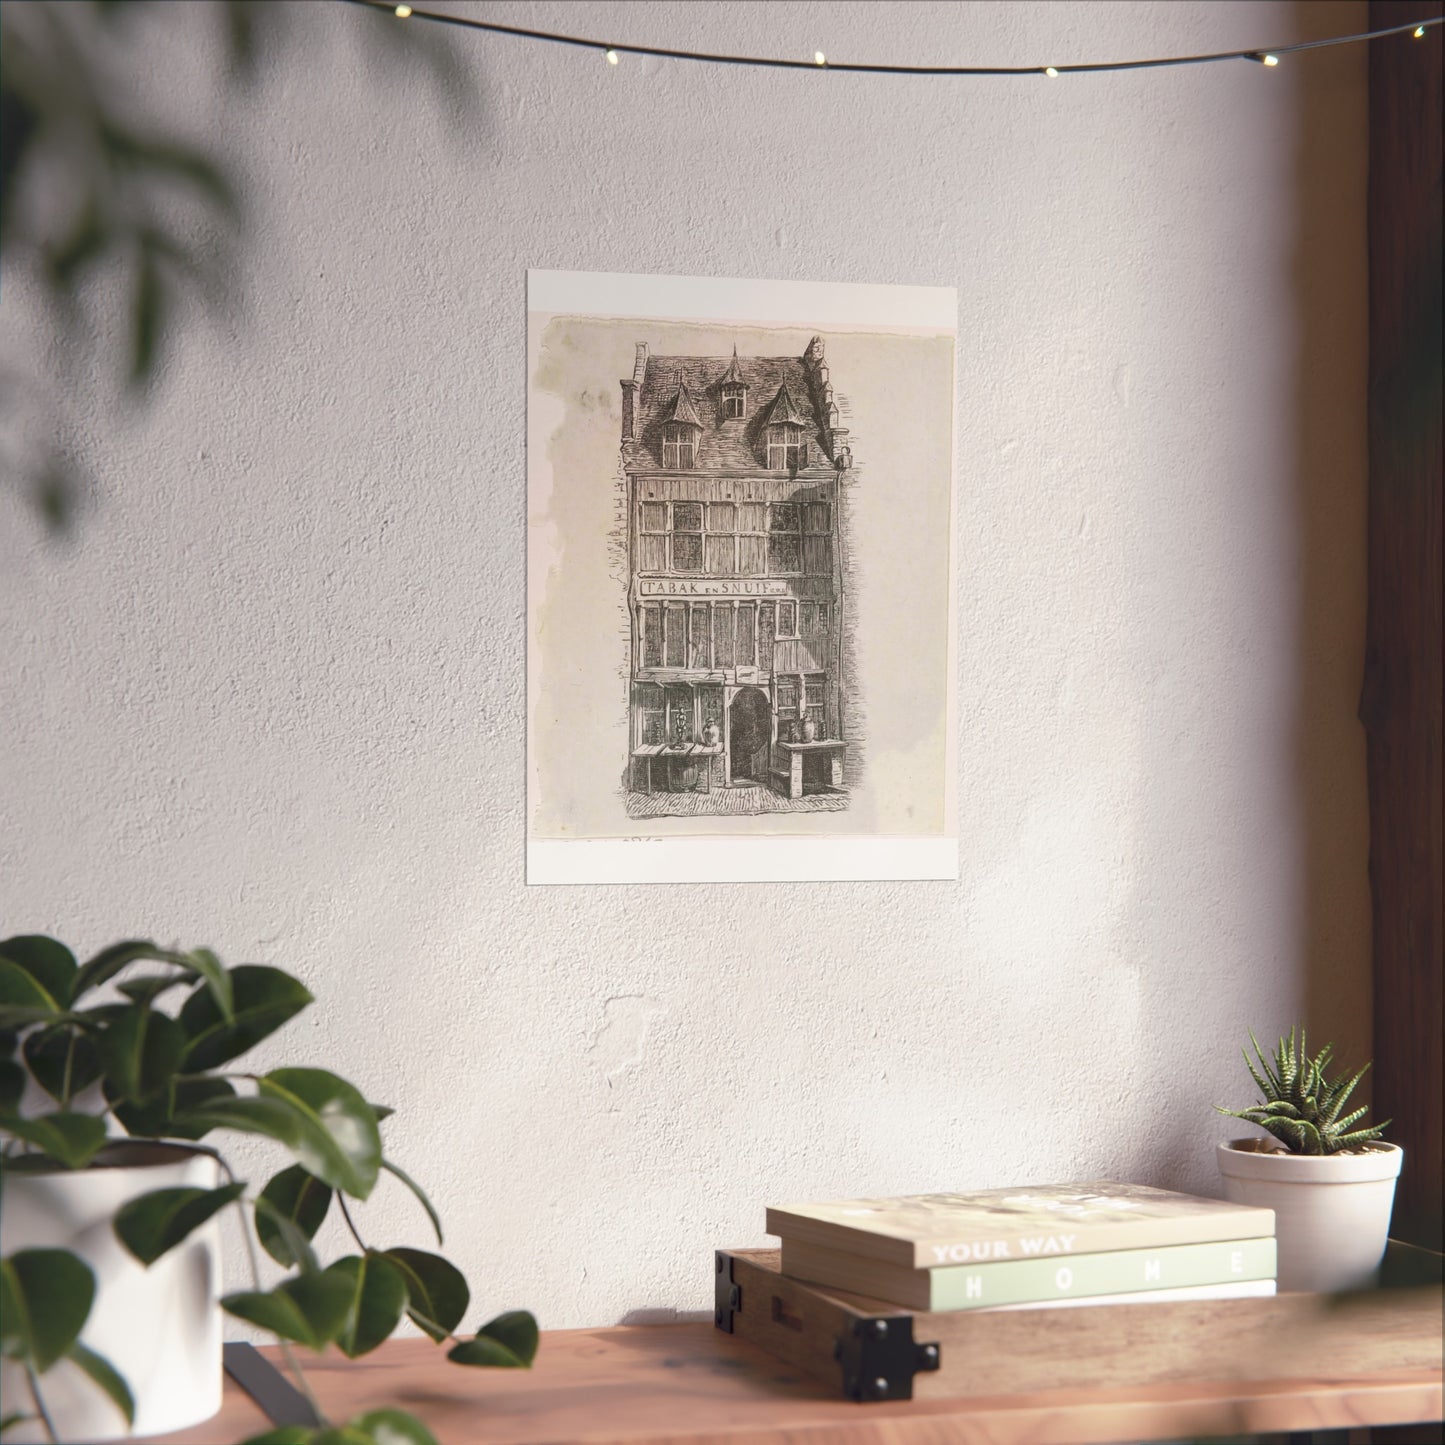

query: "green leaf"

left=113, top=1182, right=245, bottom=1265
left=0, top=1248, right=95, bottom=1371
left=0, top=1112, right=108, bottom=1168
left=116, top=975, right=191, bottom=1008
left=222, top=1272, right=353, bottom=1351
left=182, top=948, right=233, bottom=1023
left=180, top=966, right=312, bottom=1071
left=67, top=1340, right=135, bottom=1426
left=23, top=1027, right=102, bottom=1103
left=98, top=1005, right=187, bottom=1103
left=256, top=1165, right=332, bottom=1268
left=0, top=1060, right=24, bottom=1114
left=1, top=1414, right=36, bottom=1435
left=447, top=1310, right=538, bottom=1369
left=327, top=1253, right=407, bottom=1359
left=252, top=1196, right=321, bottom=1276
left=0, top=938, right=76, bottom=1008
left=259, top=1070, right=381, bottom=1201
left=0, top=960, right=60, bottom=1028
left=310, top=1430, right=374, bottom=1445
left=143, top=1076, right=240, bottom=1142
left=238, top=1431, right=314, bottom=1445
left=382, top=1248, right=468, bottom=1342
left=370, top=1103, right=394, bottom=1122
left=71, top=941, right=176, bottom=1001
left=351, top=1409, right=441, bottom=1445
left=380, top=1158, right=442, bottom=1246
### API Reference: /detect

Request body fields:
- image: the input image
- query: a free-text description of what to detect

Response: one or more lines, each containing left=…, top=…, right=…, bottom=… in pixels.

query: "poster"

left=527, top=270, right=957, bottom=884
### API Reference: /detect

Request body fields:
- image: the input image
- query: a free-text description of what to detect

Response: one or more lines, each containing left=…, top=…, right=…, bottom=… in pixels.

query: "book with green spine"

left=766, top=1180, right=1274, bottom=1269
left=779, top=1235, right=1278, bottom=1311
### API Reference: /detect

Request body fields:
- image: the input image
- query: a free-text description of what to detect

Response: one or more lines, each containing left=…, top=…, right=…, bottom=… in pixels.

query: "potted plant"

left=1215, top=1025, right=1401, bottom=1293
left=0, top=934, right=537, bottom=1444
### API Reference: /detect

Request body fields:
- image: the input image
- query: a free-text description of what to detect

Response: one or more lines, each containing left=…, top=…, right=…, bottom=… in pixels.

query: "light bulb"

left=1262, top=53, right=1279, bottom=66
left=1414, top=25, right=1426, bottom=38
left=1044, top=66, right=1059, bottom=78
left=606, top=48, right=619, bottom=64
left=394, top=3, right=411, bottom=15
left=814, top=51, right=826, bottom=66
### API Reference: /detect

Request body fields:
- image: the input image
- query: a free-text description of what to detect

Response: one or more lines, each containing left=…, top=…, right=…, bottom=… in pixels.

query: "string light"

left=340, top=3, right=1443, bottom=78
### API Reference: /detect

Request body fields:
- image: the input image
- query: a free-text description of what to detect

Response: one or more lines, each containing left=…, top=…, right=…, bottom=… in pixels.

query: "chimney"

left=620, top=343, right=648, bottom=442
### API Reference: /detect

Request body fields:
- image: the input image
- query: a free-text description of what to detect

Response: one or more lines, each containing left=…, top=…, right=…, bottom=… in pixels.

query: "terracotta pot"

left=1216, top=1138, right=1403, bottom=1293
left=0, top=1141, right=224, bottom=1441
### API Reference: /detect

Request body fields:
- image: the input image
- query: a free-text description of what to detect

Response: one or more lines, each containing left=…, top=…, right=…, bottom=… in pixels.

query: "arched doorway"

left=729, top=688, right=771, bottom=783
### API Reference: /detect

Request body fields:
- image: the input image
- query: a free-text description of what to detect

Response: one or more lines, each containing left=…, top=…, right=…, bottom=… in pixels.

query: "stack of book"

left=766, top=1181, right=1277, bottom=1312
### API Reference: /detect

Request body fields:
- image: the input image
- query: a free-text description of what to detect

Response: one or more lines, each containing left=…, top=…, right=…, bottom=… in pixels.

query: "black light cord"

left=338, top=1, right=1441, bottom=77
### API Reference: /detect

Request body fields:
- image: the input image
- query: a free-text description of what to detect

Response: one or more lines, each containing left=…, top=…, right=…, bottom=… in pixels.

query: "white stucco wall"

left=0, top=0, right=1369, bottom=1330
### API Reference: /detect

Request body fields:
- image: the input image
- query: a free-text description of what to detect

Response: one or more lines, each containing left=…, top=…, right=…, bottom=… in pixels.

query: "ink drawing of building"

left=621, top=337, right=852, bottom=817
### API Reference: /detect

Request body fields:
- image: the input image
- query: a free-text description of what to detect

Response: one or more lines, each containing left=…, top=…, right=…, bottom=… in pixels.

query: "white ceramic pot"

left=1216, top=1137, right=1403, bottom=1293
left=0, top=1141, right=224, bottom=1441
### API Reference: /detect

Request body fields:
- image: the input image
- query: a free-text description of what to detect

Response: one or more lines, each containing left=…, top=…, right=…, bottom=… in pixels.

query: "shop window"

left=665, top=684, right=693, bottom=743
left=758, top=604, right=775, bottom=671
left=776, top=676, right=800, bottom=716
left=664, top=606, right=686, bottom=668
left=805, top=673, right=825, bottom=731
left=737, top=603, right=756, bottom=668
left=689, top=604, right=710, bottom=668
left=777, top=600, right=799, bottom=639
left=636, top=683, right=664, bottom=745
left=713, top=606, right=735, bottom=668
left=672, top=502, right=702, bottom=572
left=662, top=423, right=697, bottom=469
left=642, top=605, right=663, bottom=668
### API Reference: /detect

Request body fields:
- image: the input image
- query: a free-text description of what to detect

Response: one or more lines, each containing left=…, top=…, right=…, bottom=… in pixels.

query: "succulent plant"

left=1216, top=1025, right=1391, bottom=1156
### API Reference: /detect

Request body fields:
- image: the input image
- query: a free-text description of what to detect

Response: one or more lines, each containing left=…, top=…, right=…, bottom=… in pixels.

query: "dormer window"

left=663, top=423, right=697, bottom=469
left=767, top=423, right=806, bottom=471
left=719, top=347, right=749, bottom=420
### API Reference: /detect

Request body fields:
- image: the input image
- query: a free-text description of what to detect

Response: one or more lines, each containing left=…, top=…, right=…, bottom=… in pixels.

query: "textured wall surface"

left=0, top=1, right=1371, bottom=1331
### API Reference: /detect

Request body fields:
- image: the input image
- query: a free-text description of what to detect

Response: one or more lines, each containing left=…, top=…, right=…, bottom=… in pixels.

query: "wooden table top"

left=149, top=1320, right=1443, bottom=1445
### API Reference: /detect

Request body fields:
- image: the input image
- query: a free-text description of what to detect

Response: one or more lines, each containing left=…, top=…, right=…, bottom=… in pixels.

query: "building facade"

left=621, top=337, right=852, bottom=806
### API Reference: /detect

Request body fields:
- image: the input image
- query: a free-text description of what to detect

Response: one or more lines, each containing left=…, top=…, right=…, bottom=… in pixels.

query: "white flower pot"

left=0, top=1141, right=224, bottom=1442
left=1216, top=1137, right=1403, bottom=1293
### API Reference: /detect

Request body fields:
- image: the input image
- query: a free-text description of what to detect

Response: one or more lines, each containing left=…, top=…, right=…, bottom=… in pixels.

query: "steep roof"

left=658, top=382, right=703, bottom=428
left=626, top=352, right=830, bottom=472
left=720, top=347, right=747, bottom=386
left=759, top=381, right=808, bottom=428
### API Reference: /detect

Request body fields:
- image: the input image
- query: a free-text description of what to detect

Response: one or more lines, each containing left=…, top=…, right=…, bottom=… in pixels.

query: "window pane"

left=704, top=535, right=735, bottom=574
left=803, top=536, right=832, bottom=575
left=801, top=603, right=817, bottom=639
left=713, top=606, right=735, bottom=668
left=758, top=604, right=775, bottom=671
left=738, top=535, right=766, bottom=575
left=803, top=503, right=830, bottom=533
left=778, top=601, right=797, bottom=637
left=707, top=502, right=735, bottom=532
left=664, top=607, right=686, bottom=668
left=641, top=503, right=666, bottom=532
left=689, top=606, right=710, bottom=667
left=643, top=606, right=662, bottom=667
left=639, top=534, right=666, bottom=571
left=769, top=534, right=802, bottom=572
left=665, top=685, right=692, bottom=743
left=738, top=503, right=765, bottom=532
left=674, top=533, right=703, bottom=571
left=777, top=676, right=799, bottom=713
left=769, top=504, right=799, bottom=532
left=674, top=503, right=702, bottom=531
left=737, top=604, right=756, bottom=668
left=805, top=675, right=825, bottom=707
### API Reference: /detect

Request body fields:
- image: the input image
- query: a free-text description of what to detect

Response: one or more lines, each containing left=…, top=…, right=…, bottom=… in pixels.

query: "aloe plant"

left=0, top=935, right=536, bottom=1445
left=1216, top=1025, right=1391, bottom=1156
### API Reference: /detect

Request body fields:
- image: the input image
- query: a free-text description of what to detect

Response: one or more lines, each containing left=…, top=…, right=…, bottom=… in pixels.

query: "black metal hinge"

left=833, top=1313, right=941, bottom=1401
left=714, top=1250, right=742, bottom=1332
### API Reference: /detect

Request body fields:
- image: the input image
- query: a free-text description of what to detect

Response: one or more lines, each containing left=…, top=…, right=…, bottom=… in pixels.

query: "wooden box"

left=715, top=1243, right=1445, bottom=1404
